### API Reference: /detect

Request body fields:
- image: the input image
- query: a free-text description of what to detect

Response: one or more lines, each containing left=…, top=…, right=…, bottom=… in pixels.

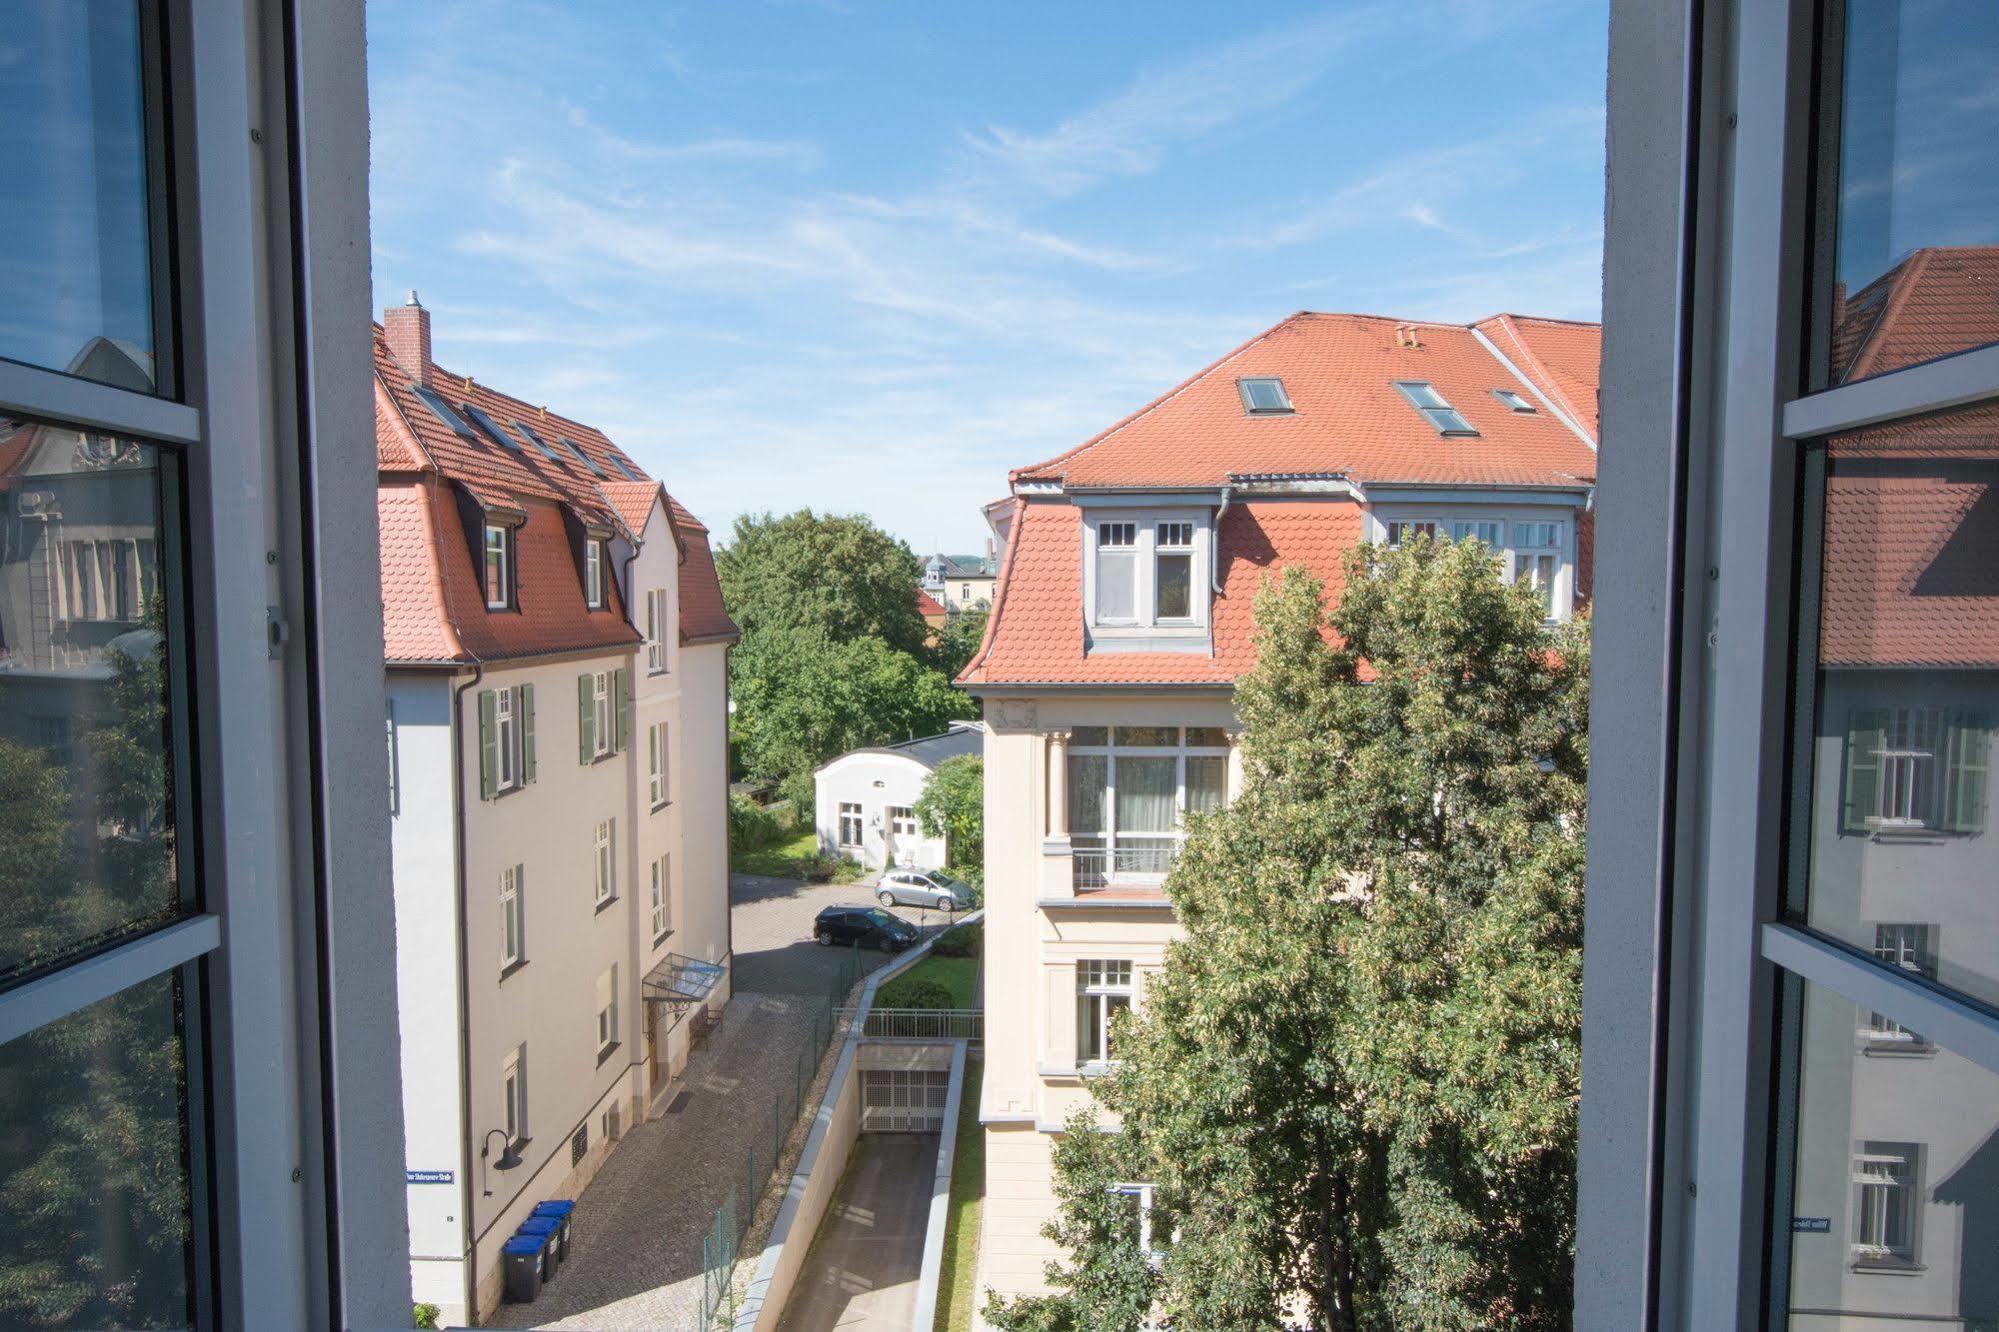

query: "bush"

left=801, top=853, right=837, bottom=883
left=931, top=920, right=983, bottom=959
left=876, top=976, right=956, bottom=1010
left=831, top=855, right=866, bottom=884
left=729, top=791, right=785, bottom=853
left=413, top=1304, right=440, bottom=1330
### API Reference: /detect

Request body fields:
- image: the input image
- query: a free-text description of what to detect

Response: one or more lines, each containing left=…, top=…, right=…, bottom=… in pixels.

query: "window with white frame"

left=592, top=671, right=612, bottom=757
left=594, top=819, right=615, bottom=904
left=500, top=864, right=525, bottom=969
left=502, top=1046, right=528, bottom=1144
left=888, top=805, right=918, bottom=840
left=838, top=801, right=864, bottom=849
left=1863, top=924, right=1936, bottom=1050
left=1384, top=519, right=1440, bottom=548
left=596, top=966, right=619, bottom=1055
left=1450, top=519, right=1504, bottom=547
left=1068, top=726, right=1230, bottom=881
left=1087, top=513, right=1207, bottom=631
left=585, top=538, right=605, bottom=609
left=495, top=687, right=518, bottom=791
left=1076, top=960, right=1134, bottom=1064
left=645, top=587, right=668, bottom=672
left=651, top=854, right=671, bottom=938
left=1109, top=1182, right=1164, bottom=1264
left=484, top=523, right=513, bottom=609
left=1508, top=521, right=1563, bottom=617
left=1851, top=1142, right=1920, bottom=1266
left=649, top=722, right=669, bottom=807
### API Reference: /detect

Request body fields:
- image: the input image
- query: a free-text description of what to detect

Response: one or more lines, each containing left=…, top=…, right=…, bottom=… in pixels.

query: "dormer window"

left=585, top=538, right=605, bottom=609
left=1238, top=378, right=1293, bottom=414
left=1491, top=388, right=1537, bottom=413
left=483, top=522, right=515, bottom=609
left=1085, top=510, right=1211, bottom=637
left=1394, top=381, right=1478, bottom=436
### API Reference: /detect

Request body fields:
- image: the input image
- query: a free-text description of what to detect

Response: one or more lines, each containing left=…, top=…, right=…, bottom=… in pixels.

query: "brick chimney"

left=384, top=290, right=432, bottom=388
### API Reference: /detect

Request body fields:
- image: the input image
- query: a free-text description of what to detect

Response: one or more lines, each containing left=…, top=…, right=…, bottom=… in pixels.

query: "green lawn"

left=880, top=954, right=978, bottom=1008
left=730, top=825, right=820, bottom=877
left=936, top=1058, right=985, bottom=1332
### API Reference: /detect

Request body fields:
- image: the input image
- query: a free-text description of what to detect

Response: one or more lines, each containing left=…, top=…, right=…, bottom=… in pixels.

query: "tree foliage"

left=934, top=607, right=990, bottom=681
left=915, top=753, right=983, bottom=872
left=988, top=536, right=1588, bottom=1331
left=716, top=508, right=931, bottom=657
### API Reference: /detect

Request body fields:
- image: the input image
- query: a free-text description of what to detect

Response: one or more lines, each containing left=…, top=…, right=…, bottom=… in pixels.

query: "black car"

left=813, top=905, right=918, bottom=951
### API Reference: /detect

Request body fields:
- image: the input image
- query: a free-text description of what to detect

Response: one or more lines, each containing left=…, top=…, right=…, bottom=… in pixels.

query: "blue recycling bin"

left=502, top=1234, right=544, bottom=1303
left=516, top=1215, right=565, bottom=1271
left=532, top=1200, right=574, bottom=1252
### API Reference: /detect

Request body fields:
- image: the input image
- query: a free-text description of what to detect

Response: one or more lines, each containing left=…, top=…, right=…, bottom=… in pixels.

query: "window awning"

left=643, top=952, right=725, bottom=1007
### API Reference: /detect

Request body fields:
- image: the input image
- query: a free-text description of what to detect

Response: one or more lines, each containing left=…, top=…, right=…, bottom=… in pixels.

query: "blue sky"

left=368, top=1, right=1607, bottom=553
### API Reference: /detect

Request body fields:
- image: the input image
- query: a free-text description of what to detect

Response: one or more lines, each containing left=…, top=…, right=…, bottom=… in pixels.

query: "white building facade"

left=812, top=722, right=984, bottom=872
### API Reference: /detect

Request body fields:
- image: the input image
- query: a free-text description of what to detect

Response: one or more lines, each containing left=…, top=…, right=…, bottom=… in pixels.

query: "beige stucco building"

left=960, top=310, right=1601, bottom=1309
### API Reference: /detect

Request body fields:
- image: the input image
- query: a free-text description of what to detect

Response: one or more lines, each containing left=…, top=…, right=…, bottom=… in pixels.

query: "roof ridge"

left=1479, top=314, right=1594, bottom=442
left=1848, top=248, right=1932, bottom=383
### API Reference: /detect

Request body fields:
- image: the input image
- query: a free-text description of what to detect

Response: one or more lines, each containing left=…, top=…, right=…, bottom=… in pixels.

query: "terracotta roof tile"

left=601, top=479, right=661, bottom=539
left=664, top=494, right=738, bottom=644
left=916, top=588, right=947, bottom=617
left=377, top=482, right=463, bottom=662
left=1475, top=314, right=1601, bottom=439
left=1835, top=247, right=1999, bottom=385
left=1821, top=464, right=1999, bottom=669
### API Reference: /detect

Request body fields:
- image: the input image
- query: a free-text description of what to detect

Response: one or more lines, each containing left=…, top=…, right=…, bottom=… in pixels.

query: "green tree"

left=716, top=509, right=930, bottom=657
left=933, top=606, right=989, bottom=681
left=914, top=753, right=983, bottom=872
left=988, top=536, right=1587, bottom=1332
left=730, top=626, right=973, bottom=808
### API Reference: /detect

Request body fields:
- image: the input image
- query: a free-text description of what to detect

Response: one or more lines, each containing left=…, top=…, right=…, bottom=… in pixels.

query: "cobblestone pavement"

left=483, top=872, right=965, bottom=1330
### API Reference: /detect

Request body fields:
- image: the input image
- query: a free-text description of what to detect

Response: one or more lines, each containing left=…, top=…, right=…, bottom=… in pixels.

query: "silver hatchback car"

left=876, top=868, right=977, bottom=912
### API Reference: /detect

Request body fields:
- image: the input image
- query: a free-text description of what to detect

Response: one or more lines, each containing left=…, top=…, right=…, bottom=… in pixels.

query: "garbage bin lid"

left=503, top=1236, right=542, bottom=1255
left=533, top=1200, right=575, bottom=1215
left=516, top=1217, right=561, bottom=1235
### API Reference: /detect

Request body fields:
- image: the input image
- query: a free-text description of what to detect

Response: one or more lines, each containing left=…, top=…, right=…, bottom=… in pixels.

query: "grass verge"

left=936, top=1058, right=985, bottom=1332
left=730, top=825, right=819, bottom=877
left=880, top=954, right=979, bottom=1009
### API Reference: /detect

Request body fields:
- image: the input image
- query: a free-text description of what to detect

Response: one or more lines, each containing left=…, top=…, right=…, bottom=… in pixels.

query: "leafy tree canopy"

left=933, top=606, right=989, bottom=681
left=717, top=509, right=930, bottom=658
left=988, top=536, right=1588, bottom=1332
left=915, top=753, right=983, bottom=872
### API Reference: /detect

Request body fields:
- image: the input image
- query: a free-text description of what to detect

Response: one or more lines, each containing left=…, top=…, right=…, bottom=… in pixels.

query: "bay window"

left=1068, top=726, right=1230, bottom=885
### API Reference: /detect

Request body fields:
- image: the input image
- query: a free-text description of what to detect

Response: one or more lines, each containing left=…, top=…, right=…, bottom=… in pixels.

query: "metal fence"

left=1071, top=839, right=1178, bottom=889
left=697, top=942, right=866, bottom=1328
left=834, top=1005, right=983, bottom=1047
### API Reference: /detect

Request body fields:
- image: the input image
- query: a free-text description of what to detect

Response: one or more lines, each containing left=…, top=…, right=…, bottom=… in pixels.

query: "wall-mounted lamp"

left=481, top=1128, right=523, bottom=1196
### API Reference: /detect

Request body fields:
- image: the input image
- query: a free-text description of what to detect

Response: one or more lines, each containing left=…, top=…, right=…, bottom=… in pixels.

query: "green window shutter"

left=1945, top=713, right=1989, bottom=834
left=520, top=684, right=537, bottom=783
left=578, top=674, right=595, bottom=763
left=614, top=667, right=631, bottom=752
left=1842, top=708, right=1885, bottom=834
left=477, top=689, right=498, bottom=801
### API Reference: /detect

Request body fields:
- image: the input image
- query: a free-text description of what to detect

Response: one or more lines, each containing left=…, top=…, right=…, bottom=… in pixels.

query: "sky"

left=367, top=1, right=1608, bottom=553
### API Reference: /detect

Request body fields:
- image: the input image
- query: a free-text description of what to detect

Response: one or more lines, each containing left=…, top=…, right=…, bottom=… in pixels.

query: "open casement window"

left=1842, top=707, right=1988, bottom=835
left=593, top=819, right=615, bottom=905
left=477, top=684, right=537, bottom=799
left=1851, top=1143, right=1921, bottom=1267
left=501, top=1047, right=527, bottom=1145
left=1076, top=960, right=1134, bottom=1064
left=499, top=865, right=525, bottom=970
left=1393, top=381, right=1479, bottom=435
left=645, top=588, right=669, bottom=673
left=650, top=855, right=671, bottom=938
left=483, top=522, right=515, bottom=609
left=1068, top=726, right=1231, bottom=884
left=649, top=722, right=669, bottom=806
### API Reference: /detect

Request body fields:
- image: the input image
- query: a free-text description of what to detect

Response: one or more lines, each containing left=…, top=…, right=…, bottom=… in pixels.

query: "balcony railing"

left=1071, top=837, right=1178, bottom=890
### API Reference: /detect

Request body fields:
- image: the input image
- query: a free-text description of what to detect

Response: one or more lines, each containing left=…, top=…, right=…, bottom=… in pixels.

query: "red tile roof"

left=916, top=588, right=947, bottom=618
left=1012, top=312, right=1597, bottom=491
left=1821, top=466, right=1999, bottom=670
left=664, top=495, right=738, bottom=645
left=373, top=323, right=732, bottom=661
left=1833, top=247, right=1999, bottom=385
left=964, top=310, right=1600, bottom=690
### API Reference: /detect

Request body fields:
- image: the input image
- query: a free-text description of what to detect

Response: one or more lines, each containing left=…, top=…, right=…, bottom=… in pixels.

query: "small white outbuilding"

left=812, top=720, right=984, bottom=871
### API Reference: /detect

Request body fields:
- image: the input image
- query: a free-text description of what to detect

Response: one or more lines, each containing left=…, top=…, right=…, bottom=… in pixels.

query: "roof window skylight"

left=509, top=419, right=563, bottom=465
left=460, top=402, right=520, bottom=450
left=1238, top=377, right=1294, bottom=414
left=610, top=455, right=643, bottom=482
left=560, top=436, right=604, bottom=477
left=1491, top=388, right=1537, bottom=413
left=411, top=386, right=477, bottom=440
left=1393, top=381, right=1479, bottom=436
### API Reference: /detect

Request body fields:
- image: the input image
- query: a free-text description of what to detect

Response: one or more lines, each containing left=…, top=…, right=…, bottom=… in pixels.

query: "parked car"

left=876, top=868, right=977, bottom=911
left=813, top=905, right=919, bottom=951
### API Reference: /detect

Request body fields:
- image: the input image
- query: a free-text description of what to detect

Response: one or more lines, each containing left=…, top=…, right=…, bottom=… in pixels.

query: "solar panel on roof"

left=510, top=419, right=563, bottom=465
left=559, top=436, right=604, bottom=477
left=411, top=386, right=476, bottom=440
left=460, top=402, right=520, bottom=450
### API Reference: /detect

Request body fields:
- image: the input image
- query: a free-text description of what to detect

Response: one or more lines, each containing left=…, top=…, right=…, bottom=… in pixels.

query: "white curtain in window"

left=1117, top=757, right=1177, bottom=832
left=1185, top=756, right=1226, bottom=815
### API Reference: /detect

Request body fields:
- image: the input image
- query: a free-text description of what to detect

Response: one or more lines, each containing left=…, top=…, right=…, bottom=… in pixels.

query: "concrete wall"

left=813, top=751, right=949, bottom=871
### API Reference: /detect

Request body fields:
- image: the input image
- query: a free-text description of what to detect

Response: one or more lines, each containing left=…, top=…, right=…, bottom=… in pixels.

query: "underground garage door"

left=861, top=1069, right=949, bottom=1132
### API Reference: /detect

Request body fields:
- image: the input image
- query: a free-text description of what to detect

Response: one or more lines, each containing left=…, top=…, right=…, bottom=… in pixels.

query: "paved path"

left=484, top=872, right=963, bottom=1330
left=777, top=1133, right=940, bottom=1332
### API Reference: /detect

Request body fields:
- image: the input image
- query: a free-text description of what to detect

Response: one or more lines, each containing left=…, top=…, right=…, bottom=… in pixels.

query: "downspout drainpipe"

left=1212, top=484, right=1232, bottom=595
left=451, top=659, right=484, bottom=1326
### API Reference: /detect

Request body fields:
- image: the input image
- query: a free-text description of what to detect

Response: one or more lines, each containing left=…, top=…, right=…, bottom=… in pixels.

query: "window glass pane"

left=1113, top=726, right=1177, bottom=747
left=0, top=423, right=182, bottom=986
left=1787, top=410, right=1999, bottom=1009
left=0, top=969, right=193, bottom=1327
left=1157, top=552, right=1192, bottom=619
left=1069, top=726, right=1109, bottom=746
left=1817, top=1, right=1999, bottom=386
left=1069, top=754, right=1107, bottom=835
left=1097, top=549, right=1136, bottom=620
left=1116, top=757, right=1178, bottom=833
left=1185, top=726, right=1228, bottom=747
left=1186, top=756, right=1227, bottom=815
left=1776, top=973, right=1997, bottom=1324
left=0, top=2, right=162, bottom=391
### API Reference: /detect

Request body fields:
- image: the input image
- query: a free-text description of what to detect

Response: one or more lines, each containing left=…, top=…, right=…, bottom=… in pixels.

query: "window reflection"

left=1818, top=2, right=1999, bottom=385
left=1791, top=405, right=1999, bottom=1011
left=0, top=969, right=193, bottom=1328
left=0, top=418, right=180, bottom=986
left=1779, top=975, right=1999, bottom=1326
left=0, top=1, right=162, bottom=392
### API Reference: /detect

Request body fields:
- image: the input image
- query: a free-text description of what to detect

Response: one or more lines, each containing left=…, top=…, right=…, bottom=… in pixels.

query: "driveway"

left=483, top=872, right=961, bottom=1330
left=777, top=1132, right=940, bottom=1331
